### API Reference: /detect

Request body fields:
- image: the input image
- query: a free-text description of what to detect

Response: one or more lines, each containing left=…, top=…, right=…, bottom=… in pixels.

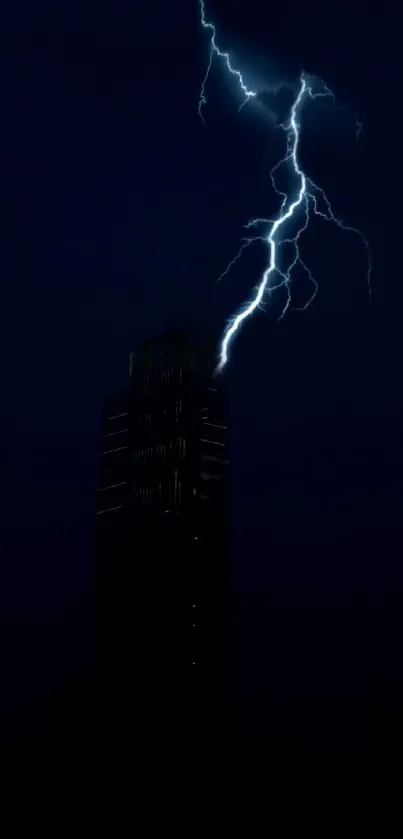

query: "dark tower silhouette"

left=95, top=330, right=229, bottom=761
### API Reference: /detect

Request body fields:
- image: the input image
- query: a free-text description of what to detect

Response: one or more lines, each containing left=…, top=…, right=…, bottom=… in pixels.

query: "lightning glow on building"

left=198, top=0, right=371, bottom=372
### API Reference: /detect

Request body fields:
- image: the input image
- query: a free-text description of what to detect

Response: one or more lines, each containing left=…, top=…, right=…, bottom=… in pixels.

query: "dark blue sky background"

left=0, top=0, right=402, bottom=750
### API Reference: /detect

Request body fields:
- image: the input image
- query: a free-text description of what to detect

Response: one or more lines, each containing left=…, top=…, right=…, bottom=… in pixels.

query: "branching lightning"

left=198, top=0, right=371, bottom=372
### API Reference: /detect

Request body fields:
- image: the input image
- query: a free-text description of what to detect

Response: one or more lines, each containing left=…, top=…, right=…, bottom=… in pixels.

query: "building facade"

left=95, top=331, right=229, bottom=756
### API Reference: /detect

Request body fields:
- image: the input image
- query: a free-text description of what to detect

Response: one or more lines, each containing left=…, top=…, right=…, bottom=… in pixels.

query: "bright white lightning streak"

left=198, top=0, right=256, bottom=120
left=198, top=0, right=371, bottom=372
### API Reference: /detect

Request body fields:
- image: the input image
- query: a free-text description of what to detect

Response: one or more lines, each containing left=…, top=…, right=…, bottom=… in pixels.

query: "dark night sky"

left=1, top=0, right=402, bottom=752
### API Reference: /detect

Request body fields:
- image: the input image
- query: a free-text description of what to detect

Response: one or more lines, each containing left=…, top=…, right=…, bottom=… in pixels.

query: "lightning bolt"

left=198, top=0, right=371, bottom=373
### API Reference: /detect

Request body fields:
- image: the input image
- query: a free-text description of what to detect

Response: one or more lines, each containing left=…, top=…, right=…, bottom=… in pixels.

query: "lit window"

left=97, top=481, right=127, bottom=492
left=101, top=428, right=128, bottom=439
left=95, top=505, right=124, bottom=515
left=102, top=445, right=128, bottom=456
left=107, top=412, right=128, bottom=421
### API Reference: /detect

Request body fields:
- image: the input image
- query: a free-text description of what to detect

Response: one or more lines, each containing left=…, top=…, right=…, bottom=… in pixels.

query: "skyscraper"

left=95, top=330, right=229, bottom=756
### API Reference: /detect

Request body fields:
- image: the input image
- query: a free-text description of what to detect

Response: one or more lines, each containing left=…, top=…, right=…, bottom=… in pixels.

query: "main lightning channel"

left=198, top=0, right=371, bottom=372
left=217, top=74, right=308, bottom=371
